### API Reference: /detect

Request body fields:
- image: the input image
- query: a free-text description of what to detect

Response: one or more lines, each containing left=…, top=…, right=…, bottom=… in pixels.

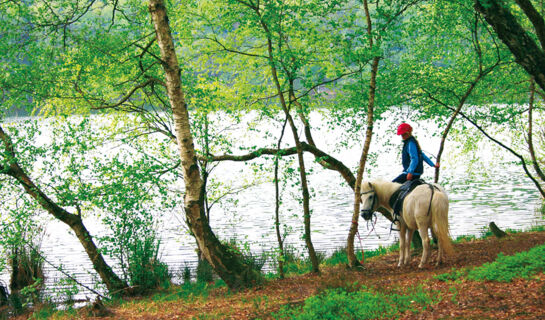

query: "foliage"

left=433, top=267, right=469, bottom=282
left=272, top=285, right=438, bottom=320
left=125, top=235, right=171, bottom=294
left=0, top=115, right=180, bottom=295
left=323, top=243, right=400, bottom=267
left=1, top=0, right=545, bottom=305
left=18, top=278, right=44, bottom=307
left=196, top=259, right=214, bottom=284
left=7, top=233, right=45, bottom=304
left=27, top=303, right=65, bottom=320
left=51, top=277, right=79, bottom=306
left=280, top=246, right=326, bottom=276
left=223, top=238, right=269, bottom=274
left=466, top=245, right=545, bottom=282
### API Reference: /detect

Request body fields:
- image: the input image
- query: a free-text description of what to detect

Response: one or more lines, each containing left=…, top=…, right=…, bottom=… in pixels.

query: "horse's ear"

left=368, top=182, right=374, bottom=190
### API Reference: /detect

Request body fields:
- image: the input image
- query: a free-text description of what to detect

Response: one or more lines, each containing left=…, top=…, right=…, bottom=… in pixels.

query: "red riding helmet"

left=396, top=123, right=412, bottom=135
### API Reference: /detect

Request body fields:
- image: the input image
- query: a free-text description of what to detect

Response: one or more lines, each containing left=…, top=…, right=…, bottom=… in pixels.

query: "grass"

left=435, top=243, right=545, bottom=282
left=272, top=284, right=438, bottom=320
left=322, top=243, right=400, bottom=267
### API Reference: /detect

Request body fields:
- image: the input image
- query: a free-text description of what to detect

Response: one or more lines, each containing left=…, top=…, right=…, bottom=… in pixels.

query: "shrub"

left=10, top=245, right=45, bottom=304
left=126, top=236, right=171, bottom=294
left=223, top=238, right=269, bottom=274
left=196, top=258, right=214, bottom=283
left=182, top=264, right=191, bottom=284
left=8, top=235, right=45, bottom=312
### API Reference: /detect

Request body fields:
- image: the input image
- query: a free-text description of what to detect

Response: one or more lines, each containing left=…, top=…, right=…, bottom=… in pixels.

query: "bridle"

left=360, top=183, right=378, bottom=221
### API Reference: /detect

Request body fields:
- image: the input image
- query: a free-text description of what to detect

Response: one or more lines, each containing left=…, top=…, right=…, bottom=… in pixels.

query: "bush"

left=196, top=258, right=214, bottom=283
left=126, top=236, right=171, bottom=294
left=224, top=238, right=269, bottom=274
left=9, top=238, right=45, bottom=311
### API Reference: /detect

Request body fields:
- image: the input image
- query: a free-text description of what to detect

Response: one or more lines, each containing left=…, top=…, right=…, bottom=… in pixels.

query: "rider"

left=393, top=123, right=439, bottom=184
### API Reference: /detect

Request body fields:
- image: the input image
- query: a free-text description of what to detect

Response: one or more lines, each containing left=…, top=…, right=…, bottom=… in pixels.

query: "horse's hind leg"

left=418, top=227, right=430, bottom=268
left=404, top=229, right=415, bottom=265
left=398, top=225, right=407, bottom=267
left=436, top=237, right=444, bottom=266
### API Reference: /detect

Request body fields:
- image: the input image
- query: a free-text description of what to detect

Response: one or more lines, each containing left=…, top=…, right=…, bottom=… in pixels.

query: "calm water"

left=2, top=112, right=544, bottom=299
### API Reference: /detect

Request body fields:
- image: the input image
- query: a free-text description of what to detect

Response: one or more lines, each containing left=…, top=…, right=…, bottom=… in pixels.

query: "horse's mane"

left=370, top=178, right=400, bottom=194
left=364, top=179, right=401, bottom=207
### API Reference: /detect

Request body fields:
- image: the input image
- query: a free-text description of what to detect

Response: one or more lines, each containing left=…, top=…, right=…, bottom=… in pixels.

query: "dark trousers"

left=392, top=173, right=421, bottom=184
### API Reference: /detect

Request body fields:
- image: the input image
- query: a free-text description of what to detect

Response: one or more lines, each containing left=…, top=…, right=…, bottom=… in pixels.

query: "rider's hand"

left=435, top=163, right=440, bottom=168
left=407, top=173, right=413, bottom=180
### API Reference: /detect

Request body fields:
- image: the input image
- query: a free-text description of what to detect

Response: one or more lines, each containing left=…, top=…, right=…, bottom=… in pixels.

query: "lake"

left=1, top=111, right=544, bottom=299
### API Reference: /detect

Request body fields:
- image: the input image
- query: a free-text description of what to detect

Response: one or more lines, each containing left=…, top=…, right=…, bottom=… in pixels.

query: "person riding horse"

left=393, top=123, right=439, bottom=183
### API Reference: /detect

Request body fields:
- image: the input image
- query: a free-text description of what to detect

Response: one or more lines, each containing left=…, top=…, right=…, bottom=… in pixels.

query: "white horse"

left=359, top=179, right=454, bottom=268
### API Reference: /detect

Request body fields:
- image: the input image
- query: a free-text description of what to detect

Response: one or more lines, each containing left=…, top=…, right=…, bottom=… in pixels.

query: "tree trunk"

left=489, top=221, right=507, bottom=238
left=434, top=77, right=480, bottom=183
left=347, top=0, right=380, bottom=268
left=0, top=128, right=127, bottom=294
left=273, top=85, right=319, bottom=273
left=475, top=0, right=545, bottom=92
left=274, top=118, right=288, bottom=279
left=252, top=7, right=319, bottom=273
left=148, top=0, right=261, bottom=289
left=527, top=78, right=545, bottom=182
left=347, top=57, right=380, bottom=267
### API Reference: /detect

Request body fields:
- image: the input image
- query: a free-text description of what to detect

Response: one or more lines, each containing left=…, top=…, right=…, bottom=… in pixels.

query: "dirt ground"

left=22, top=231, right=545, bottom=319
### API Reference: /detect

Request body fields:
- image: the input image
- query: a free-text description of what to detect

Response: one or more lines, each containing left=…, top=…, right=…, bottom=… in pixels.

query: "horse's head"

left=360, top=182, right=378, bottom=221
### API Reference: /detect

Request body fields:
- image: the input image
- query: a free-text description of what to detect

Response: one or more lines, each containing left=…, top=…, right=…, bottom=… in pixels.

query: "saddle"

left=389, top=179, right=426, bottom=220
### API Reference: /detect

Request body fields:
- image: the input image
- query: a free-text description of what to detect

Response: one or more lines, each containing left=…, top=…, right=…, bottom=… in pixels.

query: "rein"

left=353, top=214, right=378, bottom=265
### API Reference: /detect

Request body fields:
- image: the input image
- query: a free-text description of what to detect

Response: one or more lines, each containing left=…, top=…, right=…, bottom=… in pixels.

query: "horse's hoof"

left=418, top=264, right=424, bottom=268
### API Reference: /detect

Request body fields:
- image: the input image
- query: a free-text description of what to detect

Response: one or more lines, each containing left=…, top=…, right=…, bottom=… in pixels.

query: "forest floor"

left=23, top=230, right=545, bottom=319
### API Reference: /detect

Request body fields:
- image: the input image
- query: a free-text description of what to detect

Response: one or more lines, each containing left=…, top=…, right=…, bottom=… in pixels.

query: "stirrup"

left=390, top=214, right=400, bottom=232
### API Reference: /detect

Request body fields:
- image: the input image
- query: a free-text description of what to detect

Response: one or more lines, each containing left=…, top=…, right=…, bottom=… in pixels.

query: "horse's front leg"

left=405, top=229, right=415, bottom=265
left=418, top=227, right=431, bottom=268
left=398, top=224, right=407, bottom=267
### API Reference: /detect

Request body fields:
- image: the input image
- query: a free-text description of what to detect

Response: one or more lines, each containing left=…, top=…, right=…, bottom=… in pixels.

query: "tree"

left=0, top=125, right=128, bottom=293
left=475, top=0, right=545, bottom=91
left=346, top=0, right=381, bottom=268
left=148, top=0, right=261, bottom=289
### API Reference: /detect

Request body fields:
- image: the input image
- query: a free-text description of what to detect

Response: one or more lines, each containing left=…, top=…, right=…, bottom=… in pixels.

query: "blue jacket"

left=402, top=136, right=435, bottom=175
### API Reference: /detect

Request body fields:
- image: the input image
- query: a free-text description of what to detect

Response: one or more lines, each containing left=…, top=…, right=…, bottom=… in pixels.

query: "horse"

left=359, top=179, right=454, bottom=268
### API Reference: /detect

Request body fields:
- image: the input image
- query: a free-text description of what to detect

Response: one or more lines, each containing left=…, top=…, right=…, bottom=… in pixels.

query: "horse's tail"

left=431, top=190, right=454, bottom=256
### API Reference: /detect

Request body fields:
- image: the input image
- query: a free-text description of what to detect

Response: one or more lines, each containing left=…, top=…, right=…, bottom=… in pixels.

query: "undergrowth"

left=272, top=284, right=438, bottom=320
left=435, top=243, right=545, bottom=282
left=25, top=225, right=545, bottom=318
